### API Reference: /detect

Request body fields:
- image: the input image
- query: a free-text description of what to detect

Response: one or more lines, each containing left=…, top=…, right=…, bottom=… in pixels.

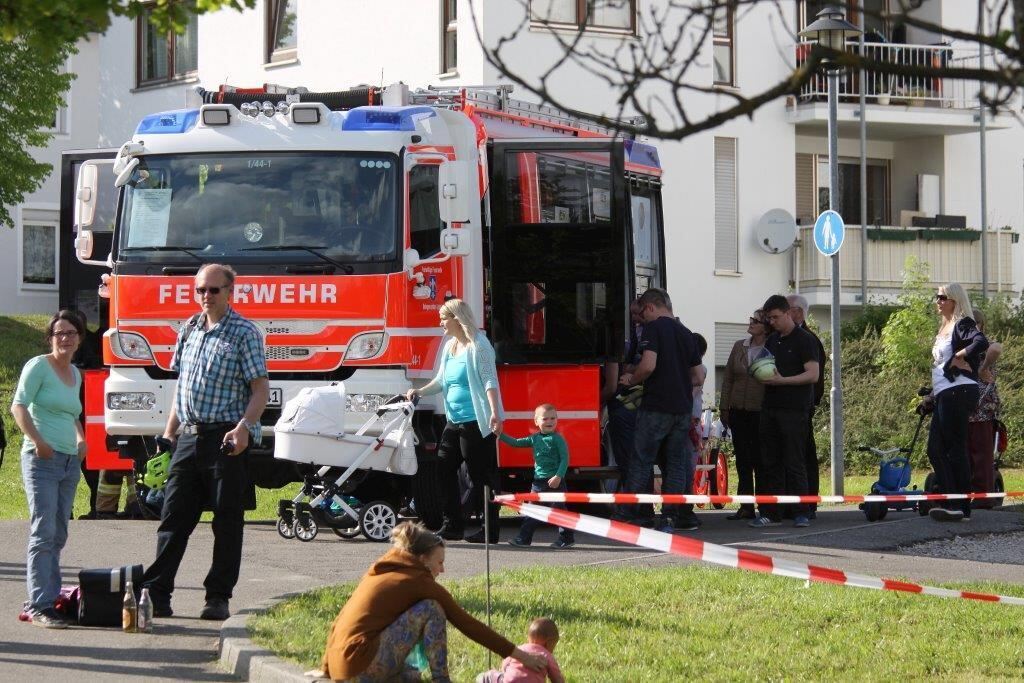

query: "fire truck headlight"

left=107, top=392, right=157, bottom=411
left=345, top=394, right=392, bottom=414
left=115, top=332, right=154, bottom=361
left=344, top=332, right=386, bottom=361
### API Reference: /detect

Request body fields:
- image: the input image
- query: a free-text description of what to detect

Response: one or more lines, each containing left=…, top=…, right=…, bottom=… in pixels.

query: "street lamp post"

left=799, top=6, right=861, bottom=496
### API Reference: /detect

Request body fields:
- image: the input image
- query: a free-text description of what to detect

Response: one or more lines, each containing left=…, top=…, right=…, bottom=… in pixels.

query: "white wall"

left=0, top=35, right=103, bottom=315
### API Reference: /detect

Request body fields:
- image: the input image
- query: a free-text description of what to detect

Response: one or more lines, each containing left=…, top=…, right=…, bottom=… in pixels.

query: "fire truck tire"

left=410, top=460, right=445, bottom=530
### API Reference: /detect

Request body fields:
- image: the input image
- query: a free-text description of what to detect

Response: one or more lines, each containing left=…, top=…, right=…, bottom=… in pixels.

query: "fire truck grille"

left=264, top=346, right=314, bottom=360
left=256, top=320, right=328, bottom=336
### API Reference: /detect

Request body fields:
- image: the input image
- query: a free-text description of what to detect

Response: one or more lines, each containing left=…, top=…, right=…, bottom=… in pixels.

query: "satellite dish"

left=755, top=209, right=798, bottom=254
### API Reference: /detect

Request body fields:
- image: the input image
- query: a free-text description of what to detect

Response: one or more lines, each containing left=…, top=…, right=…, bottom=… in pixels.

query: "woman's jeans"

left=21, top=449, right=80, bottom=613
left=927, top=384, right=980, bottom=517
left=728, top=409, right=760, bottom=514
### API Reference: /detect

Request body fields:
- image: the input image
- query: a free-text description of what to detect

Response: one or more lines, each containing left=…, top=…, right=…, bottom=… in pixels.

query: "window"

left=409, top=164, right=444, bottom=256
left=442, top=0, right=457, bottom=72
left=266, top=0, right=298, bottom=64
left=531, top=0, right=636, bottom=32
left=713, top=4, right=734, bottom=85
left=714, top=137, right=738, bottom=272
left=816, top=157, right=891, bottom=225
left=137, top=6, right=197, bottom=86
left=22, top=223, right=58, bottom=288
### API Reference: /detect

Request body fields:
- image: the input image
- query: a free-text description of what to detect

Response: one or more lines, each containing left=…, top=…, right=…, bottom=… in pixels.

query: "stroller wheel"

left=293, top=512, right=319, bottom=542
left=864, top=501, right=886, bottom=522
left=332, top=526, right=362, bottom=540
left=277, top=515, right=296, bottom=539
left=360, top=501, right=398, bottom=542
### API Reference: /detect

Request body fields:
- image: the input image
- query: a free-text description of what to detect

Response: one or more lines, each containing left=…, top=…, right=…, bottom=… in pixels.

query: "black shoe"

left=464, top=529, right=499, bottom=544
left=200, top=598, right=230, bottom=621
left=507, top=537, right=531, bottom=548
left=551, top=538, right=575, bottom=549
left=438, top=525, right=465, bottom=541
left=675, top=514, right=700, bottom=531
left=726, top=509, right=756, bottom=520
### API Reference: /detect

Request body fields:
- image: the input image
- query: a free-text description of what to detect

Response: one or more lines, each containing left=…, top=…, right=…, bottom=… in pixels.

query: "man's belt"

left=180, top=422, right=235, bottom=435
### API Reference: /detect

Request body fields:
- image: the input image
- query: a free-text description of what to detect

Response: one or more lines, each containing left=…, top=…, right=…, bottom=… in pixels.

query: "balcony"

left=790, top=42, right=1014, bottom=139
left=795, top=225, right=1017, bottom=307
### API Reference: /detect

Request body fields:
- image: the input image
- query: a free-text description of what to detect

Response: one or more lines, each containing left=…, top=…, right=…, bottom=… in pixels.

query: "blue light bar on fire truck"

left=341, top=106, right=436, bottom=132
left=135, top=109, right=200, bottom=135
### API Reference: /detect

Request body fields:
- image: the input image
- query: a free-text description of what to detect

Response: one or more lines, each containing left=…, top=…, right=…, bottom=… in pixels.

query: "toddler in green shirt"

left=501, top=404, right=575, bottom=549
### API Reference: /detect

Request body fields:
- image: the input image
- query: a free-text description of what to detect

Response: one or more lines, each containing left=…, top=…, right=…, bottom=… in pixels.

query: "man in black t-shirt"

left=618, top=288, right=705, bottom=531
left=788, top=294, right=826, bottom=517
left=750, top=295, right=820, bottom=528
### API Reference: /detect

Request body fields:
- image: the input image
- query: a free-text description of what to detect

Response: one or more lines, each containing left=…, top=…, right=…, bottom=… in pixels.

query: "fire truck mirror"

left=75, top=161, right=101, bottom=229
left=403, top=248, right=422, bottom=270
left=440, top=227, right=470, bottom=257
left=75, top=230, right=95, bottom=260
left=438, top=160, right=473, bottom=224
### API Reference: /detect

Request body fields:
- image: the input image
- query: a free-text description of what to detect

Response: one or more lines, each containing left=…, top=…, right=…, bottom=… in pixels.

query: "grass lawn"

left=250, top=565, right=1024, bottom=681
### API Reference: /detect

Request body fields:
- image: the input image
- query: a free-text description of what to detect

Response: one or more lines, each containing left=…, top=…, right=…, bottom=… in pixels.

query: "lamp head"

left=799, top=5, right=862, bottom=56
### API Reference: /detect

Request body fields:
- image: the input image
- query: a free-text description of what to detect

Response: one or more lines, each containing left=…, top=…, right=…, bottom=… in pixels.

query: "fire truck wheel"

left=360, top=501, right=398, bottom=542
left=410, top=460, right=445, bottom=530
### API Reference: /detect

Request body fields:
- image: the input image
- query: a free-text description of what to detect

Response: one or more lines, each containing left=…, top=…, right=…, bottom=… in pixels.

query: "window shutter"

left=795, top=153, right=815, bottom=226
left=714, top=322, right=748, bottom=367
left=714, top=137, right=738, bottom=271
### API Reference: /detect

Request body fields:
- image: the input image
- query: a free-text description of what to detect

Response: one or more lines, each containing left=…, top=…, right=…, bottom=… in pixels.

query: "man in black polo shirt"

left=787, top=294, right=826, bottom=518
left=750, top=295, right=820, bottom=529
left=618, top=288, right=705, bottom=532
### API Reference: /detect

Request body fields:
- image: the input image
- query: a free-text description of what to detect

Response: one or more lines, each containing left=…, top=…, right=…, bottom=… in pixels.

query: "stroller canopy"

left=275, top=384, right=347, bottom=438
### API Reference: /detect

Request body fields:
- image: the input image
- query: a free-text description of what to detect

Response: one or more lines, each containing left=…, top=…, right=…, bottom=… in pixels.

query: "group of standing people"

left=718, top=294, right=823, bottom=528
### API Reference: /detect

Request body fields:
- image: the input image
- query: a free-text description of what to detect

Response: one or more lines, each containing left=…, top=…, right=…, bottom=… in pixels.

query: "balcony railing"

left=796, top=225, right=1017, bottom=295
left=795, top=42, right=983, bottom=110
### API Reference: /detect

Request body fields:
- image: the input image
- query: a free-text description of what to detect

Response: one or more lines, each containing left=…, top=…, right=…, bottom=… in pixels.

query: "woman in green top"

left=10, top=310, right=87, bottom=629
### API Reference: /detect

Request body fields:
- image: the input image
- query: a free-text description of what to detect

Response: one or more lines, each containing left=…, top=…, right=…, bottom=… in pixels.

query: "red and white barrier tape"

left=502, top=501, right=1024, bottom=606
left=494, top=491, right=1023, bottom=505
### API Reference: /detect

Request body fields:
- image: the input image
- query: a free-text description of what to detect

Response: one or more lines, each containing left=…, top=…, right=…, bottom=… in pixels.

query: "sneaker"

left=793, top=516, right=810, bottom=528
left=748, top=516, right=781, bottom=528
left=200, top=598, right=230, bottom=621
left=507, top=537, right=531, bottom=548
left=31, top=608, right=68, bottom=629
left=551, top=538, right=575, bottom=549
left=153, top=602, right=173, bottom=618
left=928, top=507, right=965, bottom=522
left=676, top=515, right=700, bottom=531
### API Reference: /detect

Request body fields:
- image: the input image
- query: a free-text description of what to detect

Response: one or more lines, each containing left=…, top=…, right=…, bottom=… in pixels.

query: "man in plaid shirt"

left=143, top=264, right=269, bottom=621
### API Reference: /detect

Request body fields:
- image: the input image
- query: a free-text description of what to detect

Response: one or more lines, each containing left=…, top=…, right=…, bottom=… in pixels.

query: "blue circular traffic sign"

left=813, top=210, right=845, bottom=256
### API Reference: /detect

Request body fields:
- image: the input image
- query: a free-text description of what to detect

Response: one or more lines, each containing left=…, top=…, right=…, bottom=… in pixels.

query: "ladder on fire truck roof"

left=199, top=82, right=645, bottom=140
left=408, top=85, right=646, bottom=139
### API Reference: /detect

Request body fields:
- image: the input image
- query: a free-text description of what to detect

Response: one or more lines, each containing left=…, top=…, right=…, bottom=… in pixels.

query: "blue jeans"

left=621, top=410, right=694, bottom=520
left=21, top=449, right=81, bottom=613
left=516, top=479, right=574, bottom=544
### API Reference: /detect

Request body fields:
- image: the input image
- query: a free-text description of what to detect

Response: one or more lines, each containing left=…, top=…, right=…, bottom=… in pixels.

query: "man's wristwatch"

left=239, top=419, right=258, bottom=431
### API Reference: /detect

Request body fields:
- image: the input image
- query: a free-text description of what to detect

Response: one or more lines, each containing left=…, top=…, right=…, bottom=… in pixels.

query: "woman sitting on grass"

left=317, top=521, right=545, bottom=682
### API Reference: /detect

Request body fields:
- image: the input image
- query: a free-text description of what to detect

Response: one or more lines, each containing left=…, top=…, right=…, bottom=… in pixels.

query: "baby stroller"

left=274, top=384, right=418, bottom=542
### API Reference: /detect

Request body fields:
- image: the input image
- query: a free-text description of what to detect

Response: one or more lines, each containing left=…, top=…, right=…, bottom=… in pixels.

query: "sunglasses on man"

left=196, top=286, right=231, bottom=295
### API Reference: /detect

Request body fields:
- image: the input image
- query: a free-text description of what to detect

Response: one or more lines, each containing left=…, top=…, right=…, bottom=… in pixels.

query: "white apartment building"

left=6, top=0, right=1021, bottom=391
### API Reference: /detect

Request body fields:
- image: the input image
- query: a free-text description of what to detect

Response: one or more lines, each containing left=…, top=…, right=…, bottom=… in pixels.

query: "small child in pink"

left=475, top=617, right=565, bottom=683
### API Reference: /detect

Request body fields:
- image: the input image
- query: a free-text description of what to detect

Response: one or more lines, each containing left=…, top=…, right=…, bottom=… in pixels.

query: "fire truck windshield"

left=116, top=152, right=399, bottom=267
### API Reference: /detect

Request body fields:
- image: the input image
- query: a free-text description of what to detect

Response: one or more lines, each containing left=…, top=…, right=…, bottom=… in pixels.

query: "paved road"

left=1, top=506, right=1021, bottom=681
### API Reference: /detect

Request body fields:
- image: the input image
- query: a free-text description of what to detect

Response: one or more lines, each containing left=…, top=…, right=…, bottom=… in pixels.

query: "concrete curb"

left=219, top=594, right=316, bottom=683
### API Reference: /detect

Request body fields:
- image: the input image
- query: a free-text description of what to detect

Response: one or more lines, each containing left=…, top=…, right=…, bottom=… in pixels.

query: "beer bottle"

left=122, top=576, right=138, bottom=633
left=137, top=588, right=153, bottom=633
